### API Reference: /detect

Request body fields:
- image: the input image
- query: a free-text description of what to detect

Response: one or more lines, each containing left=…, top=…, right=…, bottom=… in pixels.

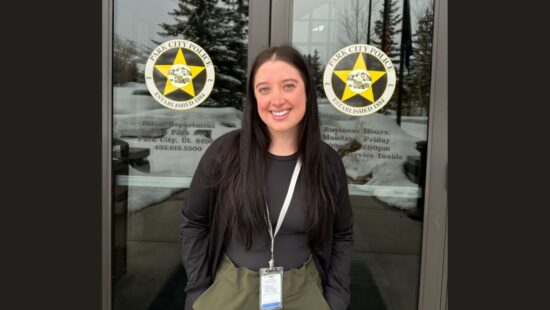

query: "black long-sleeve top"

left=225, top=151, right=312, bottom=270
left=181, top=130, right=353, bottom=310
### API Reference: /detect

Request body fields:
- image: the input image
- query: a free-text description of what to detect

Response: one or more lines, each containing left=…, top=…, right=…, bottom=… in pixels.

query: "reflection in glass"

left=112, top=0, right=249, bottom=309
left=311, top=21, right=329, bottom=43
left=293, top=0, right=435, bottom=309
left=293, top=20, right=309, bottom=42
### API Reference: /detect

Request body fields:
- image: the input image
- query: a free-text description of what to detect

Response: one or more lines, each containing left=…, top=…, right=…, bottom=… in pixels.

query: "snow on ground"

left=318, top=103, right=424, bottom=209
left=387, top=114, right=429, bottom=140
left=115, top=84, right=427, bottom=212
left=114, top=84, right=242, bottom=212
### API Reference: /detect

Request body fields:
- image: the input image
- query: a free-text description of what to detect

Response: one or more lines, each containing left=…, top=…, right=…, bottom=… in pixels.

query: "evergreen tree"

left=218, top=0, right=248, bottom=110
left=372, top=0, right=402, bottom=64
left=372, top=0, right=402, bottom=114
left=304, top=49, right=324, bottom=98
left=157, top=0, right=248, bottom=109
left=408, top=4, right=434, bottom=115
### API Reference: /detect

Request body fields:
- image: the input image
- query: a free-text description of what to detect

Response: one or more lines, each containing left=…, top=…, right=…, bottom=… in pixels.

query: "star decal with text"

left=154, top=48, right=205, bottom=97
left=333, top=53, right=386, bottom=103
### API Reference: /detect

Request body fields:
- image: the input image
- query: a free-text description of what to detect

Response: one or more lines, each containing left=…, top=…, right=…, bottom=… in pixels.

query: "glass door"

left=109, top=1, right=257, bottom=309
left=105, top=0, right=446, bottom=309
left=286, top=0, right=438, bottom=309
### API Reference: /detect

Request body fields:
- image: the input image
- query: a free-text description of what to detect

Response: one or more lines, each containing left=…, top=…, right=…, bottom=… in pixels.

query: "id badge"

left=259, top=267, right=283, bottom=310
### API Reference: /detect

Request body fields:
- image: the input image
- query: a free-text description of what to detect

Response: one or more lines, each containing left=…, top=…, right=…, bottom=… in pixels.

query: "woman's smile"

left=254, top=60, right=307, bottom=137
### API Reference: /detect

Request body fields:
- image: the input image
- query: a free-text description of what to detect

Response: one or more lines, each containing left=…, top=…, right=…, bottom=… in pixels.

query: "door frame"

left=101, top=0, right=112, bottom=308
left=416, top=0, right=448, bottom=309
left=101, top=0, right=271, bottom=309
left=268, top=1, right=448, bottom=309
left=101, top=0, right=447, bottom=308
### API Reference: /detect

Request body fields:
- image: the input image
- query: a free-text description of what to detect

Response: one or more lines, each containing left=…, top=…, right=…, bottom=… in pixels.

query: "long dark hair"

left=217, top=45, right=336, bottom=251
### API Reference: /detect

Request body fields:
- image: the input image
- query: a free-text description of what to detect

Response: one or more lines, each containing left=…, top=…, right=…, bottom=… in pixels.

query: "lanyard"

left=265, top=158, right=302, bottom=270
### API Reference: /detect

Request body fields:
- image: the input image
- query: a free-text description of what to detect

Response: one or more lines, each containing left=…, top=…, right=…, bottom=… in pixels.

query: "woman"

left=181, top=45, right=353, bottom=310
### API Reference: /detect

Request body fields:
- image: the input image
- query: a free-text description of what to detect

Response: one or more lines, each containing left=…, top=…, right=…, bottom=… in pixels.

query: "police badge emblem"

left=144, top=39, right=215, bottom=110
left=323, top=44, right=396, bottom=116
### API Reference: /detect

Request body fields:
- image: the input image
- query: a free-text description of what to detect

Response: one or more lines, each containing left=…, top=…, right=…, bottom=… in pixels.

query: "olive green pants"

left=193, top=254, right=330, bottom=310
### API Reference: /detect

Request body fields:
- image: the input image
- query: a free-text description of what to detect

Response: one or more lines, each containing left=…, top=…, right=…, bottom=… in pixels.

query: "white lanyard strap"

left=266, top=158, right=302, bottom=269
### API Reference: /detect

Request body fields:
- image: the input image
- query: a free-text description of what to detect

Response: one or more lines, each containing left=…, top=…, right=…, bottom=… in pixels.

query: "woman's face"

left=253, top=60, right=307, bottom=139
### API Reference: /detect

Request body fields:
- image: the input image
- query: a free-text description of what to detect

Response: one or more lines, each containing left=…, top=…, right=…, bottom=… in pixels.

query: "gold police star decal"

left=334, top=53, right=386, bottom=103
left=154, top=48, right=205, bottom=97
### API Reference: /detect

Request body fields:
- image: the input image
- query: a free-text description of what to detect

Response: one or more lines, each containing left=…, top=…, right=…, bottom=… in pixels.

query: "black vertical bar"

left=396, top=0, right=408, bottom=126
left=268, top=0, right=272, bottom=46
left=381, top=0, right=390, bottom=52
left=367, top=0, right=372, bottom=44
